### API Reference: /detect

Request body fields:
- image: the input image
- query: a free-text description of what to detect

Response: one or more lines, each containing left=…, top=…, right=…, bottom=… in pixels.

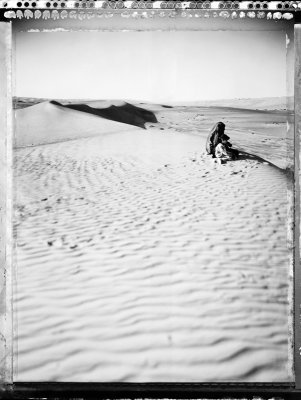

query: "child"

left=215, top=134, right=239, bottom=162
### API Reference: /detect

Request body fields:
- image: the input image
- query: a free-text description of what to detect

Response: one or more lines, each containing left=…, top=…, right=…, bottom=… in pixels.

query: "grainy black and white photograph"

left=13, top=26, right=294, bottom=382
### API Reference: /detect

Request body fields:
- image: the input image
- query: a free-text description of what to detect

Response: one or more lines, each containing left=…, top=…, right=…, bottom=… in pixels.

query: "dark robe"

left=206, top=122, right=227, bottom=156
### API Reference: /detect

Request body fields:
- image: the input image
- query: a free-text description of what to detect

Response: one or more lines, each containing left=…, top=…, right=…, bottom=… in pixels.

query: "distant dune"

left=169, top=97, right=293, bottom=112
left=13, top=96, right=293, bottom=112
left=14, top=101, right=153, bottom=148
left=50, top=100, right=157, bottom=129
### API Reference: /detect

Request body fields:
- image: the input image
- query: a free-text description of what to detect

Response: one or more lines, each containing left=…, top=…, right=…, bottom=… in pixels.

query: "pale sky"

left=14, top=30, right=287, bottom=102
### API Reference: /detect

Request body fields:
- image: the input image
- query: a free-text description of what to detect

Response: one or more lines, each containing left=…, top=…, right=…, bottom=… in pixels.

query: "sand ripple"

left=13, top=131, right=291, bottom=382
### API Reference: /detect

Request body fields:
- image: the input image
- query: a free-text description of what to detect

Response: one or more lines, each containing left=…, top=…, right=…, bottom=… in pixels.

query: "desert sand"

left=13, top=99, right=293, bottom=382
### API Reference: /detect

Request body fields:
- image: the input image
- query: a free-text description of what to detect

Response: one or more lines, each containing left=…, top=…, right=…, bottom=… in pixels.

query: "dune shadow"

left=161, top=104, right=173, bottom=109
left=50, top=100, right=157, bottom=129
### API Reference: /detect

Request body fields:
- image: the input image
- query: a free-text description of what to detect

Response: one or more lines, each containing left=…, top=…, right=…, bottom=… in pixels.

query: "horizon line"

left=14, top=95, right=292, bottom=102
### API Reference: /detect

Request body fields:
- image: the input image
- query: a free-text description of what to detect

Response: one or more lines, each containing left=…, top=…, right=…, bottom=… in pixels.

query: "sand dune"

left=51, top=100, right=157, bottom=129
left=14, top=101, right=143, bottom=148
left=14, top=128, right=292, bottom=382
left=13, top=96, right=293, bottom=112
left=168, top=96, right=293, bottom=112
left=13, top=99, right=292, bottom=382
left=15, top=99, right=291, bottom=170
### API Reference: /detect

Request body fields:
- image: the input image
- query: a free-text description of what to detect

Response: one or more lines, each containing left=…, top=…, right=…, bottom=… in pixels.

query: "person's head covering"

left=209, top=122, right=225, bottom=137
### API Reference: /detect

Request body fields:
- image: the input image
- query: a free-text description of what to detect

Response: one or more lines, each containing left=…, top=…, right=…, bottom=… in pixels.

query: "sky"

left=14, top=30, right=287, bottom=102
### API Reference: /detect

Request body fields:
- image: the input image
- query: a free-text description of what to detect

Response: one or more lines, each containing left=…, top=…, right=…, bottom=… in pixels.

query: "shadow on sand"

left=236, top=151, right=265, bottom=163
left=161, top=104, right=174, bottom=109
left=50, top=100, right=157, bottom=129
left=210, top=150, right=273, bottom=167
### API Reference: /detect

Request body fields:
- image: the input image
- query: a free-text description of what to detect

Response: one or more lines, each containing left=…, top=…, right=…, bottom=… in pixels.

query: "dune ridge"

left=13, top=96, right=293, bottom=112
left=14, top=101, right=149, bottom=148
left=167, top=96, right=293, bottom=112
left=50, top=100, right=157, bottom=129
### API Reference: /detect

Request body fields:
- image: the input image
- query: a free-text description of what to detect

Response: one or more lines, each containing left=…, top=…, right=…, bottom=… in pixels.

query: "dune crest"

left=14, top=100, right=153, bottom=148
left=50, top=100, right=157, bottom=129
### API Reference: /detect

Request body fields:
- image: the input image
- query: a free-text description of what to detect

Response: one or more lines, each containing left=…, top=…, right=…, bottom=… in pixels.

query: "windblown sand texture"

left=13, top=99, right=292, bottom=382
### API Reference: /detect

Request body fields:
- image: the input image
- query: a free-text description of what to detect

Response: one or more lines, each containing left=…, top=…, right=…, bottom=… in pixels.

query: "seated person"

left=215, top=134, right=239, bottom=161
left=206, top=122, right=227, bottom=158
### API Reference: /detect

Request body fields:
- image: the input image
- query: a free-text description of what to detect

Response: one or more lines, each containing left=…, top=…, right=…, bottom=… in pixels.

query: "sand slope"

left=14, top=101, right=143, bottom=148
left=13, top=129, right=291, bottom=382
